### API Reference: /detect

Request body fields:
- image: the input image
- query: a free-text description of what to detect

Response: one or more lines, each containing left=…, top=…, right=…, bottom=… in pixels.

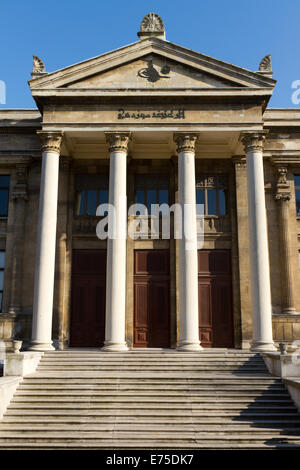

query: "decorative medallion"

left=138, top=59, right=170, bottom=83
left=140, top=12, right=164, bottom=32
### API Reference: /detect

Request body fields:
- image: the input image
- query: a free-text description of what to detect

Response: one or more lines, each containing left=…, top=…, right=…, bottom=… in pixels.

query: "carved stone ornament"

left=105, top=133, right=131, bottom=152
left=138, top=13, right=165, bottom=39
left=259, top=54, right=272, bottom=72
left=274, top=165, right=291, bottom=201
left=140, top=12, right=164, bottom=32
left=138, top=59, right=170, bottom=83
left=174, top=134, right=198, bottom=153
left=32, top=56, right=46, bottom=74
left=37, top=131, right=64, bottom=153
left=240, top=132, right=268, bottom=153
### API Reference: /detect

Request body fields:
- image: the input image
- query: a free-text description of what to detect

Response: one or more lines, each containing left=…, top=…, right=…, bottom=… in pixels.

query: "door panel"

left=134, top=250, right=170, bottom=348
left=198, top=250, right=234, bottom=348
left=70, top=250, right=106, bottom=347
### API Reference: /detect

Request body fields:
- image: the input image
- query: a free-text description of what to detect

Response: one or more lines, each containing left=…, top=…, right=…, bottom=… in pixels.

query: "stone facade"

left=0, top=14, right=300, bottom=351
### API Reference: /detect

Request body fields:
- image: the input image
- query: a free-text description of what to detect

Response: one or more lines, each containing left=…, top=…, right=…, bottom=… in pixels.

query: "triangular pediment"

left=29, top=37, right=276, bottom=93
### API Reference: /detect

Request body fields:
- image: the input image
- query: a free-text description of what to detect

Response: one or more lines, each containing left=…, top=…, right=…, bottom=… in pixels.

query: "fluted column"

left=30, top=131, right=63, bottom=351
left=241, top=132, right=276, bottom=352
left=102, top=133, right=130, bottom=352
left=174, top=134, right=202, bottom=351
left=8, top=164, right=30, bottom=316
left=274, top=165, right=297, bottom=314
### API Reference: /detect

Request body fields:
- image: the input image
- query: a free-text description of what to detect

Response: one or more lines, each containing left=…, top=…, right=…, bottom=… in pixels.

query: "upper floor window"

left=0, top=176, right=10, bottom=217
left=75, top=174, right=109, bottom=216
left=135, top=175, right=169, bottom=215
left=196, top=174, right=228, bottom=216
left=295, top=175, right=300, bottom=217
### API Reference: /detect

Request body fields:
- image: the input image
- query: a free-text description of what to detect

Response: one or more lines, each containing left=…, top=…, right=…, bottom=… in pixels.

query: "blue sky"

left=1, top=0, right=300, bottom=109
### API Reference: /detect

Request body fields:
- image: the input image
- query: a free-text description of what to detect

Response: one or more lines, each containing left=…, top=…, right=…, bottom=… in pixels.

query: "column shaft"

left=275, top=165, right=296, bottom=314
left=9, top=164, right=29, bottom=315
left=30, top=132, right=63, bottom=351
left=102, top=133, right=129, bottom=351
left=241, top=132, right=276, bottom=352
left=175, top=134, right=202, bottom=351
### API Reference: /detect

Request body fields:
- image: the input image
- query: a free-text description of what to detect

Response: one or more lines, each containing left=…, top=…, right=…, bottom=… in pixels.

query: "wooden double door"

left=134, top=250, right=170, bottom=348
left=70, top=249, right=106, bottom=347
left=198, top=249, right=234, bottom=348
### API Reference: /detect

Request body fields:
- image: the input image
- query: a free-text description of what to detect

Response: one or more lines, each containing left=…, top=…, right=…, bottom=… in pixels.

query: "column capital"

left=105, top=132, right=131, bottom=152
left=37, top=131, right=64, bottom=153
left=174, top=133, right=198, bottom=153
left=240, top=131, right=268, bottom=153
left=274, top=164, right=291, bottom=201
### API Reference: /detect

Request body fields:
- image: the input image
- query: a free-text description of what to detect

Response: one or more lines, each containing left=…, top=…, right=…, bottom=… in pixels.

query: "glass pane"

left=196, top=189, right=205, bottom=215
left=147, top=190, right=157, bottom=214
left=0, top=252, right=5, bottom=269
left=0, top=271, right=4, bottom=291
left=136, top=190, right=145, bottom=205
left=0, top=176, right=10, bottom=188
left=78, top=191, right=85, bottom=216
left=99, top=189, right=108, bottom=205
left=158, top=189, right=169, bottom=205
left=0, top=190, right=8, bottom=216
left=0, top=293, right=2, bottom=313
left=219, top=189, right=226, bottom=215
left=86, top=190, right=97, bottom=215
left=296, top=189, right=300, bottom=217
left=207, top=189, right=217, bottom=215
left=294, top=175, right=300, bottom=187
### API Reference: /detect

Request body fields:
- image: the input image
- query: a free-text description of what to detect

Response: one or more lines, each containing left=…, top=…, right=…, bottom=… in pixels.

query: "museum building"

left=0, top=13, right=300, bottom=353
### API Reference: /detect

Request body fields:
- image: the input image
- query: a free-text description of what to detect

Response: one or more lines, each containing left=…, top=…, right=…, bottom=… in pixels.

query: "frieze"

left=117, top=109, right=185, bottom=120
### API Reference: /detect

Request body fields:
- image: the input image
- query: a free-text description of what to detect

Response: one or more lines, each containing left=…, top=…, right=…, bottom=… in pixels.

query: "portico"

left=1, top=13, right=300, bottom=353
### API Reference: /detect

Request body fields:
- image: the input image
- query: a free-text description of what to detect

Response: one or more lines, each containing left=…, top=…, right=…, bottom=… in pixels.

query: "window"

left=0, top=251, right=5, bottom=312
left=0, top=176, right=10, bottom=217
left=295, top=175, right=300, bottom=217
left=196, top=175, right=228, bottom=216
left=75, top=174, right=109, bottom=216
left=135, top=175, right=169, bottom=215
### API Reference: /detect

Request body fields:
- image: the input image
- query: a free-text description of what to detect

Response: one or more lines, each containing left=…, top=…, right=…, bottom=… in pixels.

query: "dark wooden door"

left=70, top=250, right=106, bottom=347
left=198, top=250, right=234, bottom=348
left=134, top=250, right=170, bottom=348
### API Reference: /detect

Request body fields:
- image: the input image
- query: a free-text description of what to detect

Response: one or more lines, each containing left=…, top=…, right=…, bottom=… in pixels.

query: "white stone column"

left=241, top=132, right=277, bottom=352
left=30, top=131, right=63, bottom=351
left=175, top=134, right=202, bottom=351
left=102, top=133, right=130, bottom=352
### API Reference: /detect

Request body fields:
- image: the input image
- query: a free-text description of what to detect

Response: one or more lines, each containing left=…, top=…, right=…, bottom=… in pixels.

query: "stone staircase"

left=0, top=349, right=300, bottom=449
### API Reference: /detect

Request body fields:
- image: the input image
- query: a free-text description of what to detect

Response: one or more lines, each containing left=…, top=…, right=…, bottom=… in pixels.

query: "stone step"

left=5, top=408, right=300, bottom=417
left=14, top=390, right=290, bottom=397
left=39, top=357, right=264, bottom=362
left=10, top=396, right=293, bottom=404
left=0, top=441, right=299, bottom=449
left=16, top=384, right=288, bottom=396
left=23, top=376, right=280, bottom=383
left=7, top=402, right=297, bottom=410
left=40, top=358, right=265, bottom=367
left=0, top=433, right=299, bottom=445
left=0, top=427, right=300, bottom=437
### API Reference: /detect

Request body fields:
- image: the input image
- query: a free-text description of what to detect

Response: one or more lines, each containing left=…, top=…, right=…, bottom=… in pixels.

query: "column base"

left=250, top=340, right=277, bottom=352
left=101, top=341, right=129, bottom=352
left=282, top=308, right=297, bottom=314
left=28, top=341, right=55, bottom=352
left=177, top=341, right=203, bottom=352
